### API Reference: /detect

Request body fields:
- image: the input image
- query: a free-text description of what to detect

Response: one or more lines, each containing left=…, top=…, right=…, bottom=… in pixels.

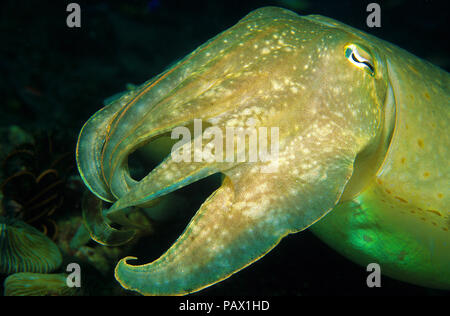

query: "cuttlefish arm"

left=77, top=6, right=388, bottom=295
left=81, top=190, right=136, bottom=246
left=76, top=72, right=172, bottom=203
left=115, top=126, right=362, bottom=295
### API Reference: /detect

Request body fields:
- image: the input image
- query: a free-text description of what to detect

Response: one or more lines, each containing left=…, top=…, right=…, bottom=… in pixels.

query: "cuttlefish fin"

left=114, top=134, right=358, bottom=295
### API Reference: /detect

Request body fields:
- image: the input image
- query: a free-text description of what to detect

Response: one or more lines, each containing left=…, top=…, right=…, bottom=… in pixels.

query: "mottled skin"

left=308, top=16, right=450, bottom=289
left=76, top=7, right=449, bottom=295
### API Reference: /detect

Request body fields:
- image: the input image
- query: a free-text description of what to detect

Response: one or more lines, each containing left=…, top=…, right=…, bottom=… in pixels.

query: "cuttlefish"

left=76, top=7, right=449, bottom=294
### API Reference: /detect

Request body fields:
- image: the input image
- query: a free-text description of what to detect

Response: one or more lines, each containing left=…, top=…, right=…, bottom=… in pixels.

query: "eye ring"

left=345, top=44, right=375, bottom=76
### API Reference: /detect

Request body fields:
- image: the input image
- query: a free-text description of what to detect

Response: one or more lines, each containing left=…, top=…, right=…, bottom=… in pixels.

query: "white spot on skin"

left=261, top=47, right=270, bottom=55
left=271, top=80, right=283, bottom=91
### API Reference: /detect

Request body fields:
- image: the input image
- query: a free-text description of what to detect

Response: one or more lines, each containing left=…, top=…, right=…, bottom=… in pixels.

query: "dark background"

left=0, top=0, right=448, bottom=296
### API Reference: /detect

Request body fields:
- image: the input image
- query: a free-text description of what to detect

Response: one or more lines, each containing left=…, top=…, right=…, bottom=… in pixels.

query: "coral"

left=0, top=217, right=62, bottom=274
left=0, top=130, right=77, bottom=239
left=4, top=272, right=80, bottom=296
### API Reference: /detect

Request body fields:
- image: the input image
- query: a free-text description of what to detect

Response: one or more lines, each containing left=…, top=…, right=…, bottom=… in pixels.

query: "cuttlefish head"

left=76, top=7, right=395, bottom=295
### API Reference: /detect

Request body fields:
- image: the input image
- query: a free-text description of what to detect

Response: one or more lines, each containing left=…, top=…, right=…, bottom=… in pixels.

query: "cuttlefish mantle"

left=76, top=7, right=450, bottom=294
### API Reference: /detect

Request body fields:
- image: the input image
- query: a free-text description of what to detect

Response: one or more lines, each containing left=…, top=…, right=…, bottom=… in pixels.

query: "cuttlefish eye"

left=345, top=44, right=375, bottom=76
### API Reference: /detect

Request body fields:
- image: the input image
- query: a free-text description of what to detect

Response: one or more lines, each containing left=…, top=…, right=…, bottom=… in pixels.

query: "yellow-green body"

left=311, top=30, right=450, bottom=288
left=76, top=7, right=449, bottom=294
